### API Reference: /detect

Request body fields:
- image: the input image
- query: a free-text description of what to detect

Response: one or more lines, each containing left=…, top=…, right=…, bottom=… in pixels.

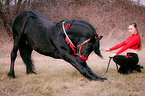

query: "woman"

left=104, top=22, right=143, bottom=74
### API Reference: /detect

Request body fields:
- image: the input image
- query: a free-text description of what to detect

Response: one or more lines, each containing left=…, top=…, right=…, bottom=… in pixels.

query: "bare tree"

left=0, top=0, right=32, bottom=36
left=137, top=0, right=140, bottom=6
left=0, top=0, right=12, bottom=36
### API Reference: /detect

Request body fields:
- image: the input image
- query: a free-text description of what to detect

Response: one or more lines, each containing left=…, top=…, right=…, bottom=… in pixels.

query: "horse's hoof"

left=95, top=77, right=108, bottom=82
left=101, top=78, right=110, bottom=83
left=27, top=71, right=37, bottom=74
left=7, top=72, right=15, bottom=78
left=32, top=71, right=37, bottom=74
left=99, top=77, right=108, bottom=82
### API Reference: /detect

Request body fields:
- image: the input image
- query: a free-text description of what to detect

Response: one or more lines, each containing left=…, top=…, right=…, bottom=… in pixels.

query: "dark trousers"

left=113, top=53, right=139, bottom=74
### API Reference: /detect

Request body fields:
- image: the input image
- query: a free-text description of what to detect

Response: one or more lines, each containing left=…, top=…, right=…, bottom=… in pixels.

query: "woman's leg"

left=113, top=55, right=132, bottom=74
left=113, top=53, right=139, bottom=74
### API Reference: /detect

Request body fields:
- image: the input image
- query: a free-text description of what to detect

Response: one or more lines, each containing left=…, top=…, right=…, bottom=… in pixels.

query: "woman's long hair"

left=129, top=22, right=142, bottom=50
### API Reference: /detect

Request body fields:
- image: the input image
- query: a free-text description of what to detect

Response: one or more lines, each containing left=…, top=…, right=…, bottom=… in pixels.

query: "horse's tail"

left=19, top=37, right=36, bottom=74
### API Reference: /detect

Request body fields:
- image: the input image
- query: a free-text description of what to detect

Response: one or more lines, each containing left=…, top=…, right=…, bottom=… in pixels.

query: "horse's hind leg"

left=8, top=37, right=20, bottom=78
left=19, top=40, right=36, bottom=74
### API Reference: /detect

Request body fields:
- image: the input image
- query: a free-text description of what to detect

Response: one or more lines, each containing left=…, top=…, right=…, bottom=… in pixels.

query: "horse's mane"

left=78, top=20, right=97, bottom=36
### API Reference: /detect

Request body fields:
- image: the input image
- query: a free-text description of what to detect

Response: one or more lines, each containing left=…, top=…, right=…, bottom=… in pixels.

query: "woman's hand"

left=104, top=48, right=110, bottom=52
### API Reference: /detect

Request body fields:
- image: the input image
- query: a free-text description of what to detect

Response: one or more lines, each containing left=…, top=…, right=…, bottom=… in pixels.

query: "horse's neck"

left=44, top=21, right=54, bottom=29
left=47, top=20, right=54, bottom=25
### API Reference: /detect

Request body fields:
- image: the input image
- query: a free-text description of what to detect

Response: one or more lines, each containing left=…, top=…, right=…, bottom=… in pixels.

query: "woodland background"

left=0, top=0, right=145, bottom=44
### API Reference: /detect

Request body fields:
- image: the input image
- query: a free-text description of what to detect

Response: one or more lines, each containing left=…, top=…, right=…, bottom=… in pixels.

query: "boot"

left=118, top=67, right=124, bottom=74
left=118, top=67, right=132, bottom=74
left=133, top=65, right=144, bottom=72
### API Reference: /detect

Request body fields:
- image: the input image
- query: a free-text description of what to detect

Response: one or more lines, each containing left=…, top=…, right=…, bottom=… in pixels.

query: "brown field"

left=0, top=0, right=145, bottom=95
left=0, top=31, right=145, bottom=96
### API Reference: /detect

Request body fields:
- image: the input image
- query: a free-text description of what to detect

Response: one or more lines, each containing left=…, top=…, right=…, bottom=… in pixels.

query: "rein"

left=99, top=57, right=118, bottom=77
left=62, top=21, right=91, bottom=61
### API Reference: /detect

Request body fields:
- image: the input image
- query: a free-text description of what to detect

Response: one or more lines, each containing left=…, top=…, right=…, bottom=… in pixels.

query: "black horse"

left=8, top=10, right=107, bottom=81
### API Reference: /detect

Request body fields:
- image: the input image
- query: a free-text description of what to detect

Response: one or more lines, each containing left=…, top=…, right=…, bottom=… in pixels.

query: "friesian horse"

left=8, top=10, right=107, bottom=81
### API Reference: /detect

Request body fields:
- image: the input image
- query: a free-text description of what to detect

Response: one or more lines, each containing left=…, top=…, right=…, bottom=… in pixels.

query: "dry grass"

left=0, top=0, right=145, bottom=95
left=0, top=37, right=145, bottom=96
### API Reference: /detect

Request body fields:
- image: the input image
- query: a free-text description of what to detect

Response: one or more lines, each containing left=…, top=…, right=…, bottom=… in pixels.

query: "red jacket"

left=109, top=34, right=140, bottom=55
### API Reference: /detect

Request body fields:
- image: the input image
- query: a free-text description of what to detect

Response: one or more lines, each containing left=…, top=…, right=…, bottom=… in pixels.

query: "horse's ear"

left=99, top=36, right=103, bottom=40
left=56, top=20, right=65, bottom=27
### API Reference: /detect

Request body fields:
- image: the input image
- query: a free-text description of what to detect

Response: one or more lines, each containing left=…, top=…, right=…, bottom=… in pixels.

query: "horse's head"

left=56, top=20, right=103, bottom=62
left=75, top=35, right=103, bottom=63
left=93, top=35, right=103, bottom=58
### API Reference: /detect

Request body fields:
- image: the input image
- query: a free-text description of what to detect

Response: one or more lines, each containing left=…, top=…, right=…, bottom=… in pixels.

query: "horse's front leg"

left=82, top=62, right=108, bottom=81
left=58, top=52, right=101, bottom=81
left=54, top=41, right=107, bottom=81
left=65, top=55, right=97, bottom=81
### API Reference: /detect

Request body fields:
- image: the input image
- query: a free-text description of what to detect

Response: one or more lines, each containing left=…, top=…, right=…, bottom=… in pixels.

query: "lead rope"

left=99, top=57, right=118, bottom=77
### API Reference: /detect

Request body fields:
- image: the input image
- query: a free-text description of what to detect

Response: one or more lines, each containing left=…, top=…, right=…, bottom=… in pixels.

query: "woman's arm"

left=115, top=36, right=140, bottom=55
left=109, top=41, right=126, bottom=51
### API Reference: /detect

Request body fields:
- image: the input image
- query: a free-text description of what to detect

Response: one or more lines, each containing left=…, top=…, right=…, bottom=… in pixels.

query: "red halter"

left=66, top=37, right=91, bottom=61
left=62, top=21, right=97, bottom=61
left=76, top=38, right=91, bottom=61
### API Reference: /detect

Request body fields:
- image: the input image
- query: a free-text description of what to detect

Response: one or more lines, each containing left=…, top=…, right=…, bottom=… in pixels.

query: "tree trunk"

left=0, top=0, right=12, bottom=36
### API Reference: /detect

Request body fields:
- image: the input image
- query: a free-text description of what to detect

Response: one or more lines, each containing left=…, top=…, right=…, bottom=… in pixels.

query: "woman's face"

left=128, top=25, right=137, bottom=35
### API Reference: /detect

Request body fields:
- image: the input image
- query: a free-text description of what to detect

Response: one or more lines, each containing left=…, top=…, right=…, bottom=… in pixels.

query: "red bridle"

left=76, top=38, right=91, bottom=61
left=61, top=21, right=98, bottom=61
left=66, top=37, right=91, bottom=61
